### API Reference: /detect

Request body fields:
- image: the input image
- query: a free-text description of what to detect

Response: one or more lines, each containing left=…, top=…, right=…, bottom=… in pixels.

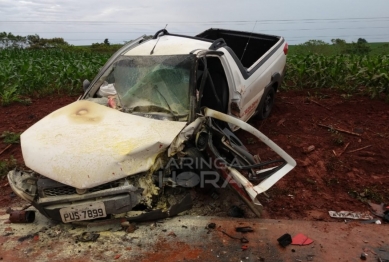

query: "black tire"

left=254, top=87, right=275, bottom=120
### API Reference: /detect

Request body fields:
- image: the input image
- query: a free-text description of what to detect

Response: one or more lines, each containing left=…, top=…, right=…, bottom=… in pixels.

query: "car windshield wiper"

left=126, top=105, right=188, bottom=119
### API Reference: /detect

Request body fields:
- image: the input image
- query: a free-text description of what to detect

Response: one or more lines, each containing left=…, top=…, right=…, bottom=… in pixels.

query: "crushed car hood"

left=21, top=100, right=187, bottom=189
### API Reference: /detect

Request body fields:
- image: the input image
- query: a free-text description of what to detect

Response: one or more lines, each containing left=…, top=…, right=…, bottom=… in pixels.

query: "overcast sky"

left=1, top=0, right=389, bottom=45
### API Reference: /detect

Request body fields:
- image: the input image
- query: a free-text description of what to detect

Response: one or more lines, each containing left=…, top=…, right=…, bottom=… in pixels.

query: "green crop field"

left=284, top=54, right=389, bottom=98
left=284, top=41, right=389, bottom=100
left=0, top=49, right=110, bottom=104
left=0, top=42, right=389, bottom=105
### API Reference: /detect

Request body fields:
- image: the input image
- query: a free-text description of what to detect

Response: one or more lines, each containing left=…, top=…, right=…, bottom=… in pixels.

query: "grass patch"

left=1, top=131, right=21, bottom=144
left=331, top=132, right=345, bottom=146
left=348, top=186, right=387, bottom=203
left=0, top=156, right=17, bottom=177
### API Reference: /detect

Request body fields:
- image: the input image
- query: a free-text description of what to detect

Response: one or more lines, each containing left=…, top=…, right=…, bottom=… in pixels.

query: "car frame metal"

left=8, top=28, right=294, bottom=223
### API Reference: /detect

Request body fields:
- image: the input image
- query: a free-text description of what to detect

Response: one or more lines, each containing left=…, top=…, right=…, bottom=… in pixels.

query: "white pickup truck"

left=8, top=28, right=294, bottom=222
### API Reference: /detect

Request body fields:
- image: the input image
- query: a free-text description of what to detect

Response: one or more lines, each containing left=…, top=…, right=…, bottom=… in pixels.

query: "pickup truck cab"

left=84, top=28, right=288, bottom=125
left=8, top=28, right=294, bottom=223
left=195, top=28, right=288, bottom=122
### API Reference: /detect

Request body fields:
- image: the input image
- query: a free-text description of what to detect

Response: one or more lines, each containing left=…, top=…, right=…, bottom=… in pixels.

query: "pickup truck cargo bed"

left=196, top=28, right=281, bottom=68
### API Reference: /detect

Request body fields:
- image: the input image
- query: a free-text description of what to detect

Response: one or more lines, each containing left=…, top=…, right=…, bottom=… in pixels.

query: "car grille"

left=43, top=181, right=122, bottom=196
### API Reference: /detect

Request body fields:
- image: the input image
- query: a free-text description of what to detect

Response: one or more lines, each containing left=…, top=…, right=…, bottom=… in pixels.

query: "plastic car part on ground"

left=291, top=233, right=314, bottom=246
left=277, top=233, right=292, bottom=247
left=6, top=207, right=35, bottom=223
left=328, top=211, right=373, bottom=220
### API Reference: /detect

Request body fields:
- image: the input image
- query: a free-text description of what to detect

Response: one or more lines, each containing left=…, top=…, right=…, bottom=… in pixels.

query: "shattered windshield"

left=95, top=55, right=194, bottom=121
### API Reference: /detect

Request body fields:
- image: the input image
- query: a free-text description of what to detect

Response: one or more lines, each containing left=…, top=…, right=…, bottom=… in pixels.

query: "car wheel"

left=255, top=87, right=275, bottom=120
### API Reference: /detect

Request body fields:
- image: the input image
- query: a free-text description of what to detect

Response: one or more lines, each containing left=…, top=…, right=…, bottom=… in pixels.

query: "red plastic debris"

left=291, top=233, right=314, bottom=246
left=114, top=254, right=122, bottom=260
left=241, top=245, right=248, bottom=251
left=167, top=231, right=177, bottom=237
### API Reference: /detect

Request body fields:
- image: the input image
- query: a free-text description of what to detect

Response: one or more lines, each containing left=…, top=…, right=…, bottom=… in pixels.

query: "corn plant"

left=0, top=49, right=110, bottom=98
left=284, top=54, right=389, bottom=100
left=1, top=48, right=389, bottom=102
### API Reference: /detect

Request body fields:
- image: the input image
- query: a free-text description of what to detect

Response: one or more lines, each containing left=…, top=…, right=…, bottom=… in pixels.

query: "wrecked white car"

left=8, top=28, right=295, bottom=223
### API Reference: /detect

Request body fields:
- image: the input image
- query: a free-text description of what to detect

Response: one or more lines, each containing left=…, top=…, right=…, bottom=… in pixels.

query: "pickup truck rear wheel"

left=255, top=87, right=275, bottom=120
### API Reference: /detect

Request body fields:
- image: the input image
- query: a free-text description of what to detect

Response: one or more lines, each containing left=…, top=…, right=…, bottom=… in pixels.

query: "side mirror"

left=83, top=79, right=90, bottom=92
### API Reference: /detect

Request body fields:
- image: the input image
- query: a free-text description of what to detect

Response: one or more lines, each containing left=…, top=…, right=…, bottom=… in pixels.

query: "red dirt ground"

left=1, top=90, right=388, bottom=220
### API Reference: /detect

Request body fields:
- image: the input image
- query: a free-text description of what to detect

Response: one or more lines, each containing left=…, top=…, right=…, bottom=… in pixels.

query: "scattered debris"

left=228, top=205, right=245, bottom=218
left=114, top=254, right=122, bottom=260
left=277, top=118, right=286, bottom=126
left=291, top=233, right=314, bottom=246
left=317, top=124, right=361, bottom=137
left=360, top=252, right=367, bottom=260
left=18, top=233, right=38, bottom=242
left=241, top=245, right=248, bottom=251
left=307, top=255, right=314, bottom=261
left=347, top=145, right=372, bottom=154
left=338, top=142, right=350, bottom=157
left=75, top=232, right=100, bottom=242
left=303, top=145, right=315, bottom=154
left=125, top=194, right=193, bottom=222
left=8, top=209, right=35, bottom=223
left=328, top=211, right=373, bottom=220
left=384, top=212, right=389, bottom=222
left=0, top=144, right=12, bottom=156
left=46, top=227, right=62, bottom=238
left=121, top=221, right=130, bottom=227
left=308, top=99, right=331, bottom=111
left=235, top=226, right=254, bottom=233
left=218, top=228, right=249, bottom=243
left=167, top=231, right=177, bottom=237
left=361, top=219, right=381, bottom=224
left=80, top=218, right=122, bottom=232
left=277, top=233, right=292, bottom=247
left=207, top=223, right=216, bottom=229
left=367, top=201, right=385, bottom=216
left=124, top=223, right=137, bottom=233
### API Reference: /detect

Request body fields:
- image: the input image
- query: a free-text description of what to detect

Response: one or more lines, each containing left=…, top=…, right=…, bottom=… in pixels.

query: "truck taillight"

left=283, top=43, right=288, bottom=55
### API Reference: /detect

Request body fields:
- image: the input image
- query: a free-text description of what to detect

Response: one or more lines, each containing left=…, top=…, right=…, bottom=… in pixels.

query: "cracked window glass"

left=97, top=55, right=194, bottom=121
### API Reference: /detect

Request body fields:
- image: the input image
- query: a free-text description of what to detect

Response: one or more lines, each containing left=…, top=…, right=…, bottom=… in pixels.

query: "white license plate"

left=60, top=202, right=106, bottom=223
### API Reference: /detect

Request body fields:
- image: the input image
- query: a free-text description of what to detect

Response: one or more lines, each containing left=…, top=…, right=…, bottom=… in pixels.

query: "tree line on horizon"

left=291, top=37, right=377, bottom=55
left=0, top=32, right=122, bottom=52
